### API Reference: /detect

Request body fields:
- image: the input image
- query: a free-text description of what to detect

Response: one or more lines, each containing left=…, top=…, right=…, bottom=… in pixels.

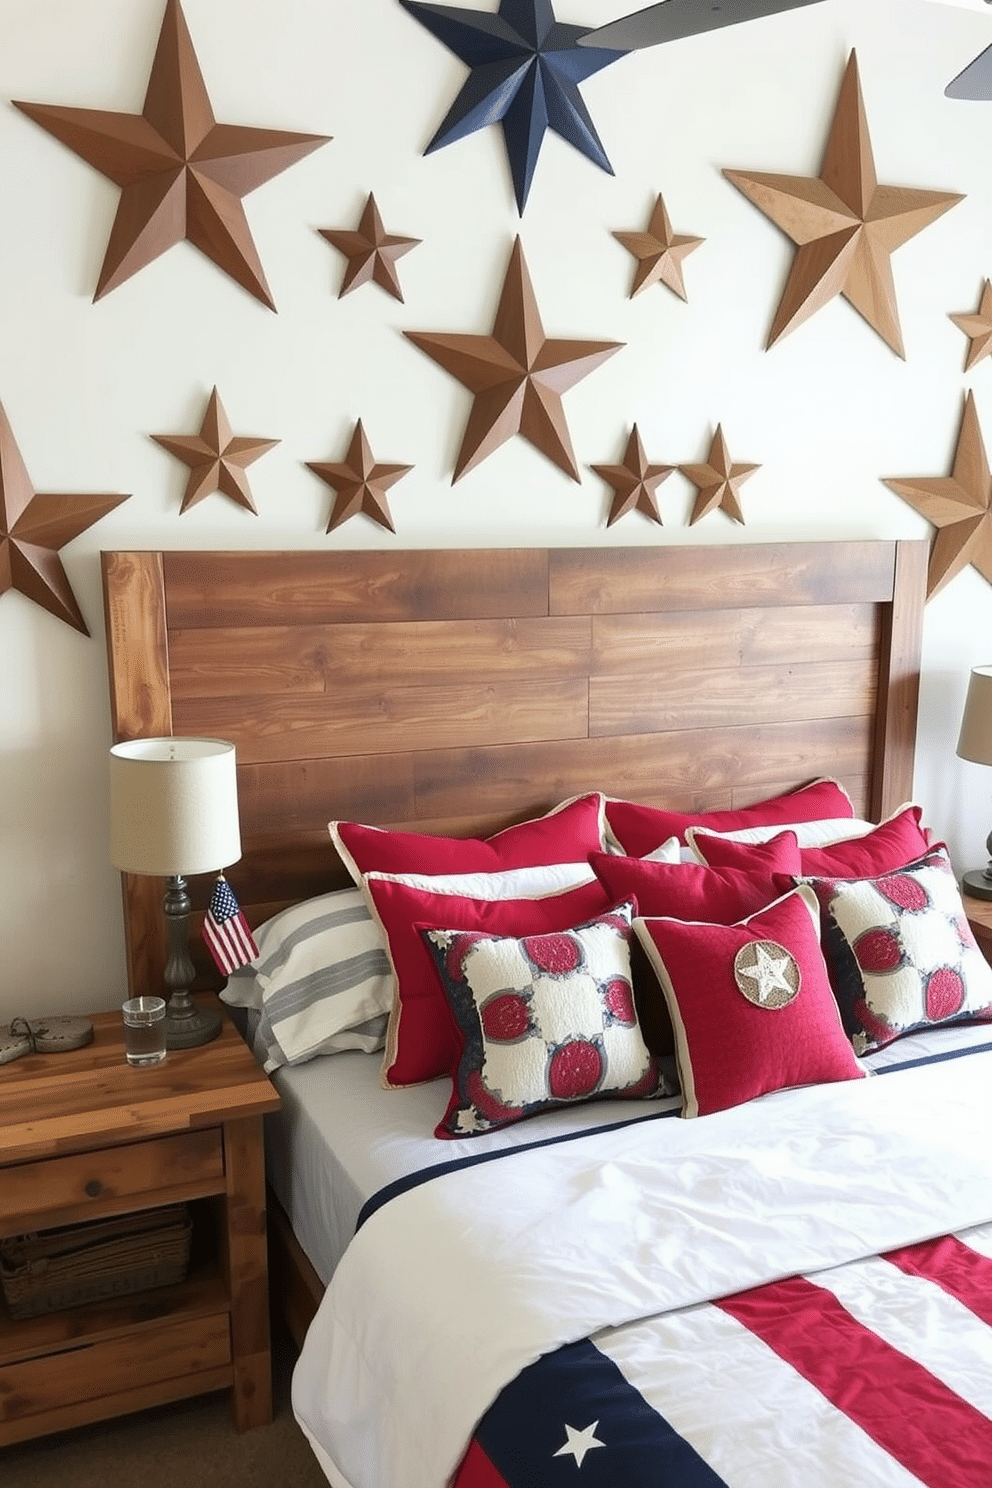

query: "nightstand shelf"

left=0, top=999, right=279, bottom=1447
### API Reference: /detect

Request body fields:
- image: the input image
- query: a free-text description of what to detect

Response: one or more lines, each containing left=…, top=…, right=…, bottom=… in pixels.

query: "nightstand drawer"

left=0, top=1129, right=225, bottom=1231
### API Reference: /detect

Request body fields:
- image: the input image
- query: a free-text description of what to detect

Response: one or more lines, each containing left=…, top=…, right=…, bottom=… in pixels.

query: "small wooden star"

left=320, top=193, right=420, bottom=302
left=613, top=194, right=704, bottom=300
left=723, top=50, right=963, bottom=356
left=590, top=426, right=673, bottom=525
left=0, top=399, right=129, bottom=634
left=307, top=420, right=413, bottom=532
left=883, top=390, right=992, bottom=599
left=152, top=388, right=279, bottom=513
left=14, top=0, right=329, bottom=308
left=950, top=280, right=992, bottom=372
left=405, top=237, right=623, bottom=482
left=680, top=426, right=760, bottom=525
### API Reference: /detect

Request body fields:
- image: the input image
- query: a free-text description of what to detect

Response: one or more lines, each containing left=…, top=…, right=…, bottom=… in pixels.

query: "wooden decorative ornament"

left=320, top=194, right=421, bottom=302
left=590, top=426, right=673, bottom=525
left=13, top=0, right=329, bottom=310
left=404, top=237, right=623, bottom=482
left=883, top=390, right=992, bottom=599
left=613, top=193, right=703, bottom=301
left=151, top=388, right=279, bottom=513
left=680, top=425, right=759, bottom=525
left=0, top=400, right=129, bottom=634
left=950, top=280, right=992, bottom=371
left=722, top=51, right=963, bottom=357
left=306, top=420, right=413, bottom=532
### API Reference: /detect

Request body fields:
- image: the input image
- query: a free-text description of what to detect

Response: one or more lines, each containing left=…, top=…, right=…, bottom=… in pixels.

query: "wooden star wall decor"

left=883, top=391, right=992, bottom=599
left=13, top=0, right=329, bottom=310
left=404, top=237, right=623, bottom=482
left=680, top=426, right=760, bottom=525
left=613, top=193, right=704, bottom=301
left=722, top=51, right=963, bottom=357
left=151, top=388, right=279, bottom=513
left=950, top=280, right=992, bottom=372
left=590, top=427, right=672, bottom=526
left=0, top=400, right=129, bottom=634
left=306, top=420, right=413, bottom=532
left=320, top=193, right=421, bottom=302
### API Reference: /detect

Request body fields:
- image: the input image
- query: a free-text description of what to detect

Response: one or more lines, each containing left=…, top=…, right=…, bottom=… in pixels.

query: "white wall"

left=2, top=0, right=992, bottom=1024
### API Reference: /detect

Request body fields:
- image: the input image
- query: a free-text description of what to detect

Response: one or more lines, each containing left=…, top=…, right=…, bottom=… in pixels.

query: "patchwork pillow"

left=419, top=901, right=662, bottom=1138
left=604, top=778, right=853, bottom=855
left=366, top=865, right=613, bottom=1087
left=331, top=793, right=609, bottom=884
left=799, top=847, right=992, bottom=1055
left=220, top=887, right=391, bottom=1071
left=689, top=805, right=930, bottom=881
left=634, top=887, right=868, bottom=1118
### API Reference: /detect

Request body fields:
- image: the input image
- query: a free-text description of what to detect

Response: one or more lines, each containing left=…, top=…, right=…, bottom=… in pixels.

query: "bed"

left=101, top=539, right=992, bottom=1488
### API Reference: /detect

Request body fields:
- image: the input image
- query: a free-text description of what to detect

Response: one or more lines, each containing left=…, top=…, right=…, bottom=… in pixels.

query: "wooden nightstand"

left=964, top=891, right=992, bottom=966
left=0, top=998, right=279, bottom=1447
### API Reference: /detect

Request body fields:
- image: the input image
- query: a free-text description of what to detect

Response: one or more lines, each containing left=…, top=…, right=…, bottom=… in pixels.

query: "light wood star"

left=152, top=388, right=278, bottom=513
left=405, top=237, right=623, bottom=482
left=0, top=400, right=128, bottom=634
left=950, top=280, right=992, bottom=372
left=307, top=420, right=412, bottom=532
left=590, top=426, right=673, bottom=526
left=723, top=50, right=963, bottom=357
left=320, top=193, right=421, bottom=302
left=613, top=193, right=704, bottom=300
left=680, top=425, right=759, bottom=525
left=883, top=390, right=992, bottom=599
left=14, top=0, right=329, bottom=309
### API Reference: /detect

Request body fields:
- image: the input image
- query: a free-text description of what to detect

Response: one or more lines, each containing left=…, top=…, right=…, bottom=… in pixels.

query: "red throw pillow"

left=604, top=778, right=853, bottom=855
left=331, top=793, right=608, bottom=882
left=691, top=806, right=930, bottom=882
left=634, top=887, right=867, bottom=1118
left=366, top=870, right=612, bottom=1087
left=589, top=852, right=782, bottom=921
left=678, top=831, right=801, bottom=875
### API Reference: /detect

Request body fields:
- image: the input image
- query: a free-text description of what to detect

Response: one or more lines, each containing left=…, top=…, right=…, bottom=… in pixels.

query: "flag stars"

left=554, top=1419, right=605, bottom=1467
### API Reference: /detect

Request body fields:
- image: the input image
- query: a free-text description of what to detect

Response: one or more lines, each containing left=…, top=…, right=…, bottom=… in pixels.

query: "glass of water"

left=122, top=996, right=167, bottom=1066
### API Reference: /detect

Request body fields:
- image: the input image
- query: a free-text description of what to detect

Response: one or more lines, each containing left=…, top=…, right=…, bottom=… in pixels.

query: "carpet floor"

left=0, top=1326, right=330, bottom=1487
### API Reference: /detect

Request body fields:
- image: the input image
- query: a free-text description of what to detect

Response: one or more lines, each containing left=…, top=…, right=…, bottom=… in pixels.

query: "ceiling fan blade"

left=577, top=0, right=828, bottom=50
left=946, top=42, right=992, bottom=98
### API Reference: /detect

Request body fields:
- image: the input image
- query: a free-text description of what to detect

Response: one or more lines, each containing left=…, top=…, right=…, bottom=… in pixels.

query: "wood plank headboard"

left=101, top=540, right=927, bottom=1001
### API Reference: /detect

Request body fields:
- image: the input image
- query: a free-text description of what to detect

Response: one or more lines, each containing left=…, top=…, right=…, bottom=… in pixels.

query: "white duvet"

left=292, top=1048, right=992, bottom=1488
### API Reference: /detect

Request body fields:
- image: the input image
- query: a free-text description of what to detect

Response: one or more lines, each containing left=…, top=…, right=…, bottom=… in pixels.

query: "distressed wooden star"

left=722, top=50, right=963, bottom=357
left=14, top=0, right=329, bottom=309
left=151, top=388, right=278, bottom=513
left=404, top=237, right=623, bottom=482
left=320, top=193, right=421, bottom=302
left=680, top=425, right=759, bottom=525
left=883, top=390, right=992, bottom=598
left=306, top=420, right=413, bottom=532
left=590, top=426, right=673, bottom=525
left=0, top=400, right=128, bottom=634
left=613, top=193, right=704, bottom=300
left=398, top=0, right=627, bottom=215
left=950, top=280, right=992, bottom=372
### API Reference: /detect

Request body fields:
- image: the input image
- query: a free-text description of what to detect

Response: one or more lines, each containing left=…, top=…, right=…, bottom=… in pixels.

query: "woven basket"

left=0, top=1204, right=192, bottom=1319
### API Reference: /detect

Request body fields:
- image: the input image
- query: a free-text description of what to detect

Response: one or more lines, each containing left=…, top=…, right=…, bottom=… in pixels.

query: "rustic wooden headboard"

left=102, top=540, right=927, bottom=1000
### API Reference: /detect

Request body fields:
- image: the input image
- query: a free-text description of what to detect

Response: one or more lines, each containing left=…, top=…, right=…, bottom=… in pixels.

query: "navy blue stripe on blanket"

left=473, top=1337, right=728, bottom=1487
left=355, top=1037, right=992, bottom=1233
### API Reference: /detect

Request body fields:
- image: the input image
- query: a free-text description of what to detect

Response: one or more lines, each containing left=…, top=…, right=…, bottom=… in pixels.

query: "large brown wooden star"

left=0, top=400, right=128, bottom=634
left=151, top=387, right=278, bottom=513
left=883, top=390, right=992, bottom=599
left=307, top=420, right=413, bottom=533
left=723, top=51, right=963, bottom=357
left=613, top=193, right=704, bottom=301
left=590, top=426, right=673, bottom=526
left=320, top=193, right=421, bottom=302
left=950, top=280, right=992, bottom=372
left=404, top=237, right=623, bottom=482
left=13, top=0, right=329, bottom=309
left=680, top=426, right=759, bottom=525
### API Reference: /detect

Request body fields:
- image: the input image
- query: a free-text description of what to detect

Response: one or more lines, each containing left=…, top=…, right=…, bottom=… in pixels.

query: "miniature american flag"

left=202, top=874, right=258, bottom=976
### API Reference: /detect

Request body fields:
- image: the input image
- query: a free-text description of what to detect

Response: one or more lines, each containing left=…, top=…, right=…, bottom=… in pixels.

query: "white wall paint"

left=2, top=0, right=992, bottom=1022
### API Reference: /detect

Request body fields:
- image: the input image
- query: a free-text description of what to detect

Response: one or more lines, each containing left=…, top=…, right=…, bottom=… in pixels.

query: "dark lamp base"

left=962, top=868, right=992, bottom=902
left=164, top=1001, right=222, bottom=1049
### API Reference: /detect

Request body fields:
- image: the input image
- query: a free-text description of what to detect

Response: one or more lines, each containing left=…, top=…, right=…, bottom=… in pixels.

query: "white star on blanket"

left=554, top=1420, right=605, bottom=1466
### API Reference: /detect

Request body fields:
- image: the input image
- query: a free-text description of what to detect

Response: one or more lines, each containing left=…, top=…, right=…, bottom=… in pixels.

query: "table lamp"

left=957, top=664, right=992, bottom=901
left=109, top=737, right=243, bottom=1046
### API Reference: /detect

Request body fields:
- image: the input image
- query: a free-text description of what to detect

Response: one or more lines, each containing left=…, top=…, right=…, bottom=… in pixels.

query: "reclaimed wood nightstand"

left=964, top=891, right=992, bottom=966
left=0, top=998, right=279, bottom=1447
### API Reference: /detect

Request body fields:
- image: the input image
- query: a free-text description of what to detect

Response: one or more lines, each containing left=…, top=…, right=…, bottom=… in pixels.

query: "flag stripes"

left=202, top=874, right=258, bottom=975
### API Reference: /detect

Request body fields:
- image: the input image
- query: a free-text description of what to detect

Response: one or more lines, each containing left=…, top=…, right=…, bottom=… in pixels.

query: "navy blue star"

left=399, top=0, right=627, bottom=213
